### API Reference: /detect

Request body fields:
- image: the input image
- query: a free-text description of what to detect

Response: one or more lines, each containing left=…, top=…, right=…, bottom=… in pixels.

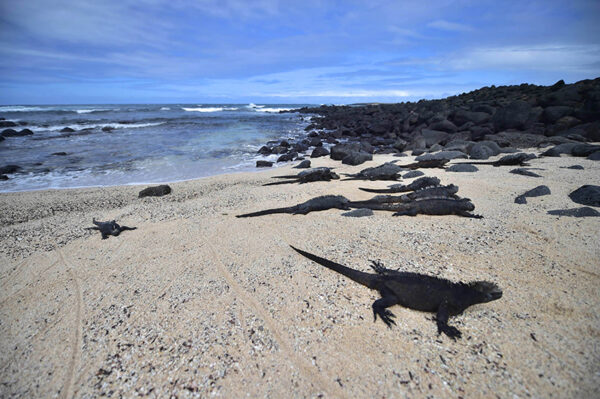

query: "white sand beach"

left=1, top=151, right=599, bottom=397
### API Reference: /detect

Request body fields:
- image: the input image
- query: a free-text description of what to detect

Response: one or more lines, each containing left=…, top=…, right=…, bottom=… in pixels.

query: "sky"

left=0, top=0, right=599, bottom=104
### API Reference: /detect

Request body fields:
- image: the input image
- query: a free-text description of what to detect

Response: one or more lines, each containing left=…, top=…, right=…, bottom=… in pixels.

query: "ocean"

left=0, top=104, right=313, bottom=192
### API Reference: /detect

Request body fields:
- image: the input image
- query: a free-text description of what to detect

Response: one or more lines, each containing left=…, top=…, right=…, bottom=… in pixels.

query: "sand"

left=1, top=151, right=599, bottom=398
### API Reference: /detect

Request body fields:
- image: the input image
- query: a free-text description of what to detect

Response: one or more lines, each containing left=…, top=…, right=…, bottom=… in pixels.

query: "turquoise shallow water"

left=0, top=104, right=312, bottom=192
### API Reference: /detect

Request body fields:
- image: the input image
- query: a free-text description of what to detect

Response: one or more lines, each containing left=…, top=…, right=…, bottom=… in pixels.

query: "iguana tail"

left=236, top=207, right=293, bottom=218
left=262, top=180, right=296, bottom=186
left=359, top=187, right=405, bottom=193
left=290, top=246, right=378, bottom=289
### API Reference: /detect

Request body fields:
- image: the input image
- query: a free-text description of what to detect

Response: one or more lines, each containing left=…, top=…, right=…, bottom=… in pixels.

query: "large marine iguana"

left=389, top=197, right=482, bottom=218
left=290, top=246, right=502, bottom=339
left=394, top=159, right=449, bottom=170
left=359, top=176, right=441, bottom=194
left=350, top=185, right=459, bottom=207
left=456, top=152, right=536, bottom=167
left=86, top=218, right=137, bottom=239
left=263, top=167, right=339, bottom=186
left=351, top=197, right=482, bottom=218
left=341, top=162, right=406, bottom=181
left=236, top=195, right=351, bottom=217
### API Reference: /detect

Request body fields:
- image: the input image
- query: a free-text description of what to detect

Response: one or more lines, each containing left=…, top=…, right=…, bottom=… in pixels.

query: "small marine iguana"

left=394, top=159, right=449, bottom=170
left=341, top=162, right=406, bottom=181
left=263, top=167, right=339, bottom=186
left=86, top=218, right=137, bottom=239
left=456, top=153, right=536, bottom=167
left=236, top=195, right=351, bottom=217
left=359, top=176, right=441, bottom=194
left=290, top=246, right=502, bottom=339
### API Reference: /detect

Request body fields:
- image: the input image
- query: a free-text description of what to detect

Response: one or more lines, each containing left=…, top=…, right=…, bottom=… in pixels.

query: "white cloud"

left=427, top=19, right=473, bottom=32
left=449, top=44, right=600, bottom=72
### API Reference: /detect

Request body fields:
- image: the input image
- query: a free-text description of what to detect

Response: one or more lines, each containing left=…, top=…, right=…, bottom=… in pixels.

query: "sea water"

left=0, top=104, right=312, bottom=192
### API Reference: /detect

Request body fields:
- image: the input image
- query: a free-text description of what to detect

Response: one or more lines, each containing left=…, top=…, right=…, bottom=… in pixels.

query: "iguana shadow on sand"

left=290, top=246, right=502, bottom=339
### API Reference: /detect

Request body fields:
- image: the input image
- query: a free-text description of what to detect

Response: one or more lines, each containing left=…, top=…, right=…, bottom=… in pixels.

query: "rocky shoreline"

left=254, top=78, right=600, bottom=167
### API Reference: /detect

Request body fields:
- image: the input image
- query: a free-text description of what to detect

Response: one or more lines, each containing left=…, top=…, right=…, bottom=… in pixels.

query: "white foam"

left=183, top=107, right=224, bottom=112
left=36, top=121, right=165, bottom=132
left=246, top=103, right=265, bottom=109
left=0, top=106, right=48, bottom=112
left=76, top=108, right=109, bottom=114
left=255, top=107, right=297, bottom=113
left=182, top=107, right=239, bottom=112
left=160, top=107, right=171, bottom=111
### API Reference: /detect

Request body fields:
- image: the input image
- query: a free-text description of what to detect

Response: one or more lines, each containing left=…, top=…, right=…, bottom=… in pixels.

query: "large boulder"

left=330, top=143, right=361, bottom=160
left=542, top=106, right=573, bottom=123
left=569, top=185, right=600, bottom=207
left=428, top=119, right=458, bottom=133
left=469, top=141, right=501, bottom=159
left=421, top=129, right=450, bottom=147
left=452, top=109, right=491, bottom=126
left=310, top=147, right=330, bottom=158
left=415, top=150, right=467, bottom=161
left=492, top=100, right=532, bottom=131
left=342, top=151, right=372, bottom=166
left=540, top=143, right=578, bottom=157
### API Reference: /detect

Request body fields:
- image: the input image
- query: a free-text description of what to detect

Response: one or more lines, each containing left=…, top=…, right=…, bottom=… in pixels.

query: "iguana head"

left=468, top=281, right=503, bottom=303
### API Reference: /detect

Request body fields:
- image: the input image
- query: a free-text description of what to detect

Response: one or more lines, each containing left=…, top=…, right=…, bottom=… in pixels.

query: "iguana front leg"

left=372, top=295, right=398, bottom=328
left=435, top=300, right=462, bottom=340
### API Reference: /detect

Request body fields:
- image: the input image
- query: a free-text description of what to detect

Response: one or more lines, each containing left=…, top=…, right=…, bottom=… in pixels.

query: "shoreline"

left=1, top=150, right=599, bottom=397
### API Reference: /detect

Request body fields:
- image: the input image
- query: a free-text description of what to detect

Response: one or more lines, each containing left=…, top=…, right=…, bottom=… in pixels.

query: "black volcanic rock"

left=446, top=164, right=478, bottom=173
left=310, top=147, right=330, bottom=158
left=293, top=160, right=311, bottom=168
left=2, top=128, right=33, bottom=137
left=0, top=165, right=22, bottom=174
left=492, top=100, right=532, bottom=131
left=568, top=185, right=600, bottom=207
left=330, top=143, right=361, bottom=160
left=342, top=151, right=372, bottom=165
left=515, top=185, right=551, bottom=204
left=60, top=127, right=75, bottom=133
left=256, top=160, right=273, bottom=167
left=138, top=184, right=172, bottom=198
left=0, top=121, right=17, bottom=128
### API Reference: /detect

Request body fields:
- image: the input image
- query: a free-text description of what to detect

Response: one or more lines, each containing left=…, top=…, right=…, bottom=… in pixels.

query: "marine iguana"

left=456, top=153, right=536, bottom=167
left=341, top=162, right=406, bottom=181
left=350, top=185, right=459, bottom=207
left=86, top=218, right=137, bottom=239
left=236, top=195, right=351, bottom=217
left=290, top=246, right=502, bottom=339
left=351, top=197, right=482, bottom=218
left=359, top=176, right=441, bottom=194
left=394, top=159, right=449, bottom=170
left=263, top=167, right=339, bottom=186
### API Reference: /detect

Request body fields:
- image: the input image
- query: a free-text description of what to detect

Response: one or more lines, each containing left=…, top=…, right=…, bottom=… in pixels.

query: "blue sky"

left=1, top=0, right=599, bottom=104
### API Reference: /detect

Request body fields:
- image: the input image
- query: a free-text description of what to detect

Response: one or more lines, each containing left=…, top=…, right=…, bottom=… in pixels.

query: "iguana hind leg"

left=372, top=296, right=398, bottom=328
left=370, top=260, right=394, bottom=275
